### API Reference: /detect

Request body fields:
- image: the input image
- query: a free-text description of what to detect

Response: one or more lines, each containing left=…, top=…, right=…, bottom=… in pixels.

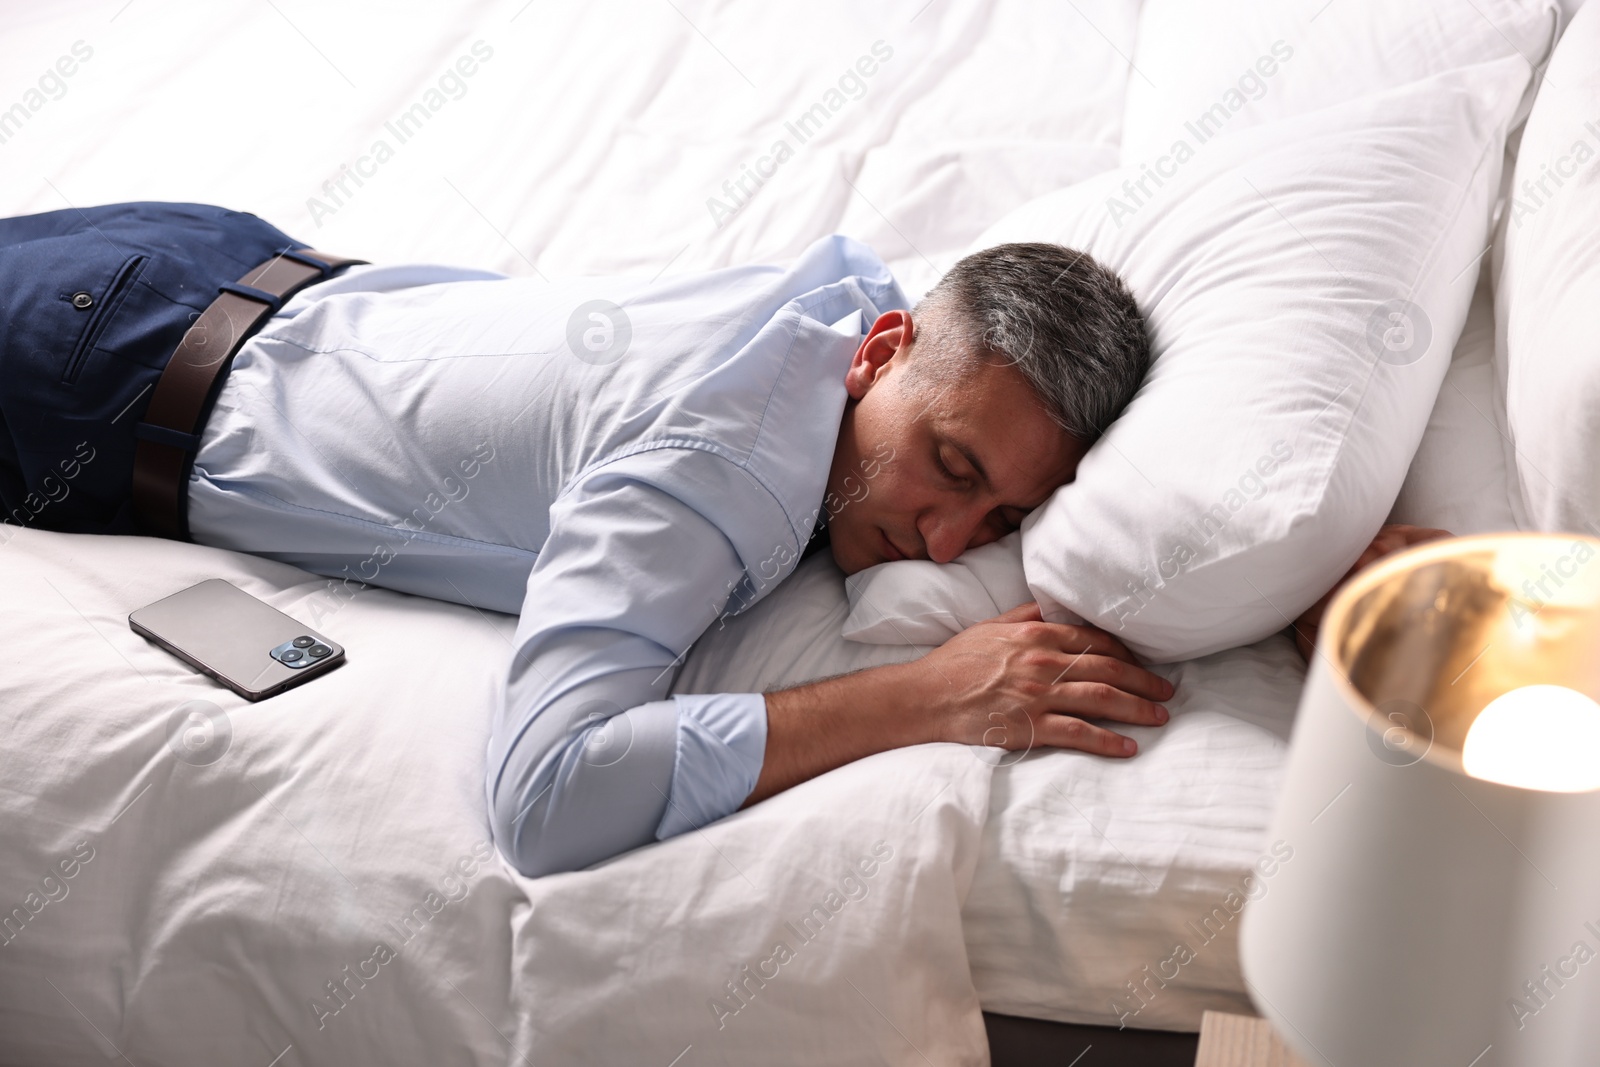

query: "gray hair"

left=906, top=243, right=1150, bottom=443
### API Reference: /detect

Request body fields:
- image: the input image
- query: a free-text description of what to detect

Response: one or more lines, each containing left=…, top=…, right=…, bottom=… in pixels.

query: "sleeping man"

left=0, top=203, right=1440, bottom=876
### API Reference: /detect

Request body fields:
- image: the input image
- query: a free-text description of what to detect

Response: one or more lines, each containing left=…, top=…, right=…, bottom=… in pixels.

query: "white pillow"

left=842, top=532, right=1035, bottom=645
left=1118, top=0, right=1565, bottom=166
left=1387, top=264, right=1521, bottom=535
left=1496, top=0, right=1600, bottom=535
left=952, top=61, right=1527, bottom=663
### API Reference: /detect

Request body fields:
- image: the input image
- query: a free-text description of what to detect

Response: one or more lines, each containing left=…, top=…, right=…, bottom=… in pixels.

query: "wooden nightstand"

left=1194, top=1012, right=1312, bottom=1067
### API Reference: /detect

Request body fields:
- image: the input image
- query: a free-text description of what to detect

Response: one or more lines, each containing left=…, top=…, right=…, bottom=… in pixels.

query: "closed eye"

left=935, top=446, right=967, bottom=487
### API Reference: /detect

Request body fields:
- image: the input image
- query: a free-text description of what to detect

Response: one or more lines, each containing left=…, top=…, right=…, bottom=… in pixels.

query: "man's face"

left=826, top=310, right=1086, bottom=576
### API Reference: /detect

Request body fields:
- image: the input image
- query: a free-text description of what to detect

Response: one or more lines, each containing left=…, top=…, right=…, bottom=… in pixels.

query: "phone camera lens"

left=308, top=644, right=331, bottom=659
left=293, top=636, right=314, bottom=648
left=281, top=648, right=304, bottom=663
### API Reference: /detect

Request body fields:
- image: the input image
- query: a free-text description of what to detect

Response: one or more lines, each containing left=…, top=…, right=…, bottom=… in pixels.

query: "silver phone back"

left=128, top=579, right=344, bottom=700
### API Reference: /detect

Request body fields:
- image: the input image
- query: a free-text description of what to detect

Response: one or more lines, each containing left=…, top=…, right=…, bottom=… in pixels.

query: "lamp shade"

left=1240, top=533, right=1600, bottom=1067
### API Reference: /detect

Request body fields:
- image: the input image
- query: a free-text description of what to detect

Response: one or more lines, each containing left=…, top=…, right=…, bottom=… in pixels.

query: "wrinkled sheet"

left=0, top=529, right=994, bottom=1065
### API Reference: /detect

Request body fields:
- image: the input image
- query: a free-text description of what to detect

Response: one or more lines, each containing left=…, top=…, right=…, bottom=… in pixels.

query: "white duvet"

left=0, top=0, right=1547, bottom=1062
left=0, top=529, right=992, bottom=1065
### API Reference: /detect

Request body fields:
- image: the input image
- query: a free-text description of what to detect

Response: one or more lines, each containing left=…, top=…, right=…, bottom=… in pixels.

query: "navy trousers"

left=0, top=202, right=307, bottom=535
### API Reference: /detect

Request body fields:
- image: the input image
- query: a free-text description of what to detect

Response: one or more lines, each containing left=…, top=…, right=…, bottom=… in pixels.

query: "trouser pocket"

left=60, top=252, right=149, bottom=384
left=0, top=201, right=307, bottom=534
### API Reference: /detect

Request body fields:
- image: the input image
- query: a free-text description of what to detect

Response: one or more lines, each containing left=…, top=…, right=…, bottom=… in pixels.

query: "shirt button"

left=71, top=291, right=94, bottom=309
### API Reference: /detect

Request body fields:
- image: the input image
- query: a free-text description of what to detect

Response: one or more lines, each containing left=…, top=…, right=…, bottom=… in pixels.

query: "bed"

left=0, top=1, right=1576, bottom=1064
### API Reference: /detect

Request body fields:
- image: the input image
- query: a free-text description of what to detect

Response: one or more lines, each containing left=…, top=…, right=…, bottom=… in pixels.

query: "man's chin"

left=828, top=536, right=873, bottom=577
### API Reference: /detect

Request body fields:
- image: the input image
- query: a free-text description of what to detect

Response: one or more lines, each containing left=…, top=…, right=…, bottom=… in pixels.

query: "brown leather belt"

left=131, top=247, right=365, bottom=539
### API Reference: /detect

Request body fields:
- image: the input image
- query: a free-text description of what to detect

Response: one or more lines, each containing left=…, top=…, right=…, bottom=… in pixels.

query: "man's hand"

left=746, top=602, right=1174, bottom=807
left=1292, top=523, right=1453, bottom=661
left=908, top=601, right=1173, bottom=758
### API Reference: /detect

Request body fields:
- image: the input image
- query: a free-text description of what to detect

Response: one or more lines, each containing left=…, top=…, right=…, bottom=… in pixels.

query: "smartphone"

left=129, top=579, right=346, bottom=701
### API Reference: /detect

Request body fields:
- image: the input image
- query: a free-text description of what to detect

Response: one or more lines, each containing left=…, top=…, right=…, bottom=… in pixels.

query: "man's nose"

left=920, top=506, right=990, bottom=564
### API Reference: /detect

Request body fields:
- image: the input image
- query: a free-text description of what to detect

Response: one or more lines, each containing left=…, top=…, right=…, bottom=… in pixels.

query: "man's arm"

left=768, top=522, right=1456, bottom=801
left=747, top=601, right=1174, bottom=805
left=491, top=451, right=1175, bottom=877
left=488, top=454, right=774, bottom=878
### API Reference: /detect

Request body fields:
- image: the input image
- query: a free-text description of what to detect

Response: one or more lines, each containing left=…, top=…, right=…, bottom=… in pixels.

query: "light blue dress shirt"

left=186, top=236, right=908, bottom=876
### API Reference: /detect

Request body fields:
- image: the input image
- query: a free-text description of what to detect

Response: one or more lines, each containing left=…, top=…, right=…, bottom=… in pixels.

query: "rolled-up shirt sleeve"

left=657, top=691, right=768, bottom=838
left=486, top=449, right=789, bottom=877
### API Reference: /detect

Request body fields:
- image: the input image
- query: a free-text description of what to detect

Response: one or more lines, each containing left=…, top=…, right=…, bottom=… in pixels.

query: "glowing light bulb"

left=1462, top=685, right=1600, bottom=792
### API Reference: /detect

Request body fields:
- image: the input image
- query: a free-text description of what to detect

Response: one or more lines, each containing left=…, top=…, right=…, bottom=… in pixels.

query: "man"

left=0, top=203, right=1437, bottom=878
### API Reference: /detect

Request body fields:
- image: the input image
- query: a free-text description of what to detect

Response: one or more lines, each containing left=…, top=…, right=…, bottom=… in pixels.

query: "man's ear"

left=844, top=310, right=913, bottom=400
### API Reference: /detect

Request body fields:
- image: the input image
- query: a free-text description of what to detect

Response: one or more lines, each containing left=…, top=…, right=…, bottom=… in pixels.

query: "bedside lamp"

left=1241, top=533, right=1600, bottom=1067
